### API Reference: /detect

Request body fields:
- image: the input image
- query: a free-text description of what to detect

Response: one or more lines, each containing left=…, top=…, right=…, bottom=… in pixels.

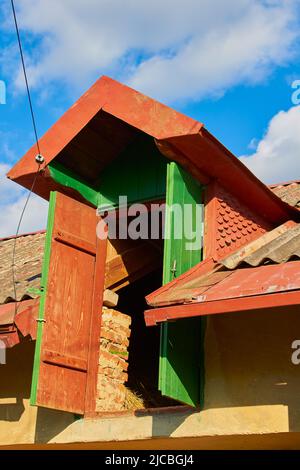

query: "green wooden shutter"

left=159, top=162, right=204, bottom=407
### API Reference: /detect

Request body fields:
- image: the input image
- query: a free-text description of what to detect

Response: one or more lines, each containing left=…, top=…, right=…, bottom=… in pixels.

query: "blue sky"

left=0, top=0, right=300, bottom=236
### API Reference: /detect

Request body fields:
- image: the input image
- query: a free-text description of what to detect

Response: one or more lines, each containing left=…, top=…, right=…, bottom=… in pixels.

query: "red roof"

left=145, top=220, right=300, bottom=326
left=7, top=76, right=299, bottom=225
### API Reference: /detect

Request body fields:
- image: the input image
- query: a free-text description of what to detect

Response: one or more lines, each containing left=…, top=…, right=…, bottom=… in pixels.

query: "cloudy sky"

left=0, top=0, right=300, bottom=237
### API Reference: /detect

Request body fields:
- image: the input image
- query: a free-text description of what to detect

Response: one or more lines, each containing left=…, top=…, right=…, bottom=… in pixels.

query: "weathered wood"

left=84, top=228, right=107, bottom=416
left=103, top=289, right=119, bottom=308
left=41, top=350, right=88, bottom=372
left=31, top=192, right=106, bottom=415
left=105, top=240, right=161, bottom=291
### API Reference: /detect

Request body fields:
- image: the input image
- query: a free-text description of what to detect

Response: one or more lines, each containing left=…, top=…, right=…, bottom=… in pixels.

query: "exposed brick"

left=98, top=366, right=128, bottom=382
left=96, top=308, right=131, bottom=411
left=102, top=309, right=132, bottom=328
left=100, top=327, right=130, bottom=347
left=101, top=320, right=131, bottom=338
left=100, top=342, right=129, bottom=360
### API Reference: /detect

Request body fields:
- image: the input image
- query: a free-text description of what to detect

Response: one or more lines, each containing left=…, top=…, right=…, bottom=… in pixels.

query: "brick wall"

left=96, top=308, right=131, bottom=412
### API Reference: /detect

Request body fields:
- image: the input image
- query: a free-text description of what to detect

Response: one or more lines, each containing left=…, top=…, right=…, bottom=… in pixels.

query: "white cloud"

left=7, top=0, right=300, bottom=102
left=239, top=105, right=300, bottom=184
left=0, top=164, right=48, bottom=238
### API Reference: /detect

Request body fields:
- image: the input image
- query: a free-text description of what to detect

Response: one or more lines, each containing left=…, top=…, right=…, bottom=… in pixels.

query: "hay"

left=124, top=387, right=145, bottom=410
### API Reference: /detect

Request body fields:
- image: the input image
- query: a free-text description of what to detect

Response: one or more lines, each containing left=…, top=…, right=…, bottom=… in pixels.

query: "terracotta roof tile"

left=0, top=232, right=45, bottom=304
left=271, top=181, right=300, bottom=208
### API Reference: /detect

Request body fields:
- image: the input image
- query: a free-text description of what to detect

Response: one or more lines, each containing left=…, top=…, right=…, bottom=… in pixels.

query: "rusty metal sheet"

left=0, top=326, right=20, bottom=348
left=196, top=260, right=300, bottom=303
left=0, top=298, right=37, bottom=326
left=147, top=257, right=300, bottom=308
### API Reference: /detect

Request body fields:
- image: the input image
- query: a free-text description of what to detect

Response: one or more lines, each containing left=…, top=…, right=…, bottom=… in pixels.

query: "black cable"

left=11, top=0, right=41, bottom=154
left=11, top=166, right=41, bottom=318
left=10, top=0, right=44, bottom=320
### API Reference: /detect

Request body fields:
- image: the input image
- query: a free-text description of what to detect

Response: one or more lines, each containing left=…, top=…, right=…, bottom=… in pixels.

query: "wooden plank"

left=31, top=192, right=106, bottom=415
left=31, top=191, right=57, bottom=406
left=41, top=350, right=88, bottom=372
left=159, top=162, right=203, bottom=407
left=53, top=229, right=96, bottom=255
left=145, top=290, right=300, bottom=326
left=104, top=240, right=161, bottom=291
left=84, top=227, right=107, bottom=416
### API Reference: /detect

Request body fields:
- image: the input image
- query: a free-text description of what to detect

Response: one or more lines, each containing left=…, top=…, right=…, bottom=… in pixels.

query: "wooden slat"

left=41, top=350, right=88, bottom=372
left=104, top=240, right=161, bottom=291
left=31, top=192, right=106, bottom=415
left=53, top=229, right=96, bottom=255
left=84, top=226, right=107, bottom=416
left=159, top=162, right=203, bottom=407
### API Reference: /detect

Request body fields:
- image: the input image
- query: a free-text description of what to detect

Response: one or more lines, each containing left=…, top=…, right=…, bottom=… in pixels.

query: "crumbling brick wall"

left=96, top=308, right=131, bottom=411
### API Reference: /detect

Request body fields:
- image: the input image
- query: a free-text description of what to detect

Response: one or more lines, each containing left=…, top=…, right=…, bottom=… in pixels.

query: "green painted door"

left=159, top=162, right=204, bottom=407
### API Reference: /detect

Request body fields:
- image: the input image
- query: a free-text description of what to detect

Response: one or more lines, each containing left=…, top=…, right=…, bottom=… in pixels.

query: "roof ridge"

left=0, top=229, right=46, bottom=242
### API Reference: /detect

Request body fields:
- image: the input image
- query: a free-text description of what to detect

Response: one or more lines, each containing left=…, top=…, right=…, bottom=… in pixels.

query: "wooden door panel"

left=31, top=191, right=107, bottom=414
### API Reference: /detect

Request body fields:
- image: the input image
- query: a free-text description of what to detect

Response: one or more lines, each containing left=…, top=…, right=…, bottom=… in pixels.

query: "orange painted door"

left=31, top=191, right=107, bottom=414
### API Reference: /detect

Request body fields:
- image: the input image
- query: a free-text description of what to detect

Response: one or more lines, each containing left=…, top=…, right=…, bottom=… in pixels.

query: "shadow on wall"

left=0, top=337, right=75, bottom=444
left=0, top=339, right=34, bottom=422
left=203, top=306, right=300, bottom=432
left=34, top=407, right=75, bottom=444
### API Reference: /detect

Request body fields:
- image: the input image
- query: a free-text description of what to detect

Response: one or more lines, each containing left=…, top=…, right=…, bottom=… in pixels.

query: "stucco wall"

left=0, top=339, right=74, bottom=446
left=1, top=306, right=300, bottom=448
left=204, top=305, right=300, bottom=433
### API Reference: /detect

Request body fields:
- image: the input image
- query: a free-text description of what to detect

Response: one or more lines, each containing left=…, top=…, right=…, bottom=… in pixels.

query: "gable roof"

left=7, top=76, right=299, bottom=226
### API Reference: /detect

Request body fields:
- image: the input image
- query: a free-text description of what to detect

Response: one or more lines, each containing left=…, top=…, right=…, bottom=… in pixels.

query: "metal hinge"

left=170, top=260, right=177, bottom=279
left=27, top=287, right=44, bottom=296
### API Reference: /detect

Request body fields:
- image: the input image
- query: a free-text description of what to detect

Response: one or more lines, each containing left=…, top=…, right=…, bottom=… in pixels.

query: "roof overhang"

left=7, top=76, right=299, bottom=224
left=145, top=290, right=300, bottom=326
left=144, top=260, right=300, bottom=326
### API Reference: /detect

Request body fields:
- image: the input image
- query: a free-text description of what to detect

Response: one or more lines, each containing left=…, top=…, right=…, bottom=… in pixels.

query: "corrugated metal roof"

left=271, top=180, right=300, bottom=208
left=146, top=219, right=300, bottom=308
left=221, top=221, right=300, bottom=269
left=146, top=258, right=300, bottom=308
left=0, top=232, right=45, bottom=304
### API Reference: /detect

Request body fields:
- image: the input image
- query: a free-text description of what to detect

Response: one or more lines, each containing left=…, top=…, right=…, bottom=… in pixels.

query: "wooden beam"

left=144, top=290, right=300, bottom=326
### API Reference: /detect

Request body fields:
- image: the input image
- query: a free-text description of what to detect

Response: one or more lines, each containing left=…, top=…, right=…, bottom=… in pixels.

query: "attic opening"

left=6, top=109, right=204, bottom=416
left=111, top=256, right=179, bottom=410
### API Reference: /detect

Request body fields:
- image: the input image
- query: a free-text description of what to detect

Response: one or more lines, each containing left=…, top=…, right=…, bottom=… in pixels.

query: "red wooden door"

left=31, top=191, right=107, bottom=414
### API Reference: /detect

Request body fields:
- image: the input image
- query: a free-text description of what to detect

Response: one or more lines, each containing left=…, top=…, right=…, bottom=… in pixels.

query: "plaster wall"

left=0, top=306, right=299, bottom=448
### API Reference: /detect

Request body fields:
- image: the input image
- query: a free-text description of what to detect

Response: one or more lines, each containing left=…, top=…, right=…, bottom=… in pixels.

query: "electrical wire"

left=11, top=167, right=42, bottom=317
left=11, top=0, right=41, bottom=154
left=10, top=0, right=44, bottom=320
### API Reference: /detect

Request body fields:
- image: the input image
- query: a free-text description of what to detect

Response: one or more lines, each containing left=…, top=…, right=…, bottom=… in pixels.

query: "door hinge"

left=170, top=260, right=177, bottom=279
left=27, top=286, right=44, bottom=296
